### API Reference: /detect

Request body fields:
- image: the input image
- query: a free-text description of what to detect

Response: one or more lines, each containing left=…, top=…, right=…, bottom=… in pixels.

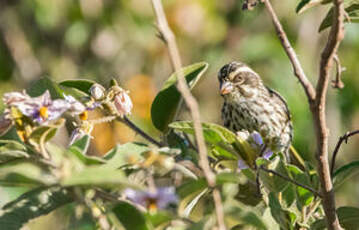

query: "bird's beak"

left=220, top=81, right=233, bottom=95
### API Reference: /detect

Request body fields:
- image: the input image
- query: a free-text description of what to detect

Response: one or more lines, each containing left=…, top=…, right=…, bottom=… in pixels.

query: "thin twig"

left=330, top=130, right=359, bottom=176
left=121, top=116, right=162, bottom=147
left=303, top=198, right=321, bottom=224
left=150, top=1, right=225, bottom=229
left=313, top=0, right=345, bottom=228
left=331, top=54, right=345, bottom=89
left=262, top=0, right=316, bottom=103
left=259, top=166, right=322, bottom=197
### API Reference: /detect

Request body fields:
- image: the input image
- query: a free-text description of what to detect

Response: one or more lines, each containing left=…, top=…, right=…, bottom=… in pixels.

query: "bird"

left=218, top=61, right=293, bottom=157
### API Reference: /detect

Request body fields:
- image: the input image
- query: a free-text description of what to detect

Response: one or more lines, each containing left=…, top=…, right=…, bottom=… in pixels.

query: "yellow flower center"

left=39, top=106, right=48, bottom=119
left=79, top=111, right=88, bottom=121
left=147, top=199, right=158, bottom=213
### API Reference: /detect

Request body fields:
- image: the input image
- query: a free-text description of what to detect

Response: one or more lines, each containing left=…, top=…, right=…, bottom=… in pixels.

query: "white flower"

left=63, top=94, right=86, bottom=115
left=8, top=90, right=70, bottom=124
left=114, top=90, right=133, bottom=117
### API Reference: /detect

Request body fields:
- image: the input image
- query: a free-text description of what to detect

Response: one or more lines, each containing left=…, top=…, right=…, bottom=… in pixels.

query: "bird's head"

left=218, top=61, right=263, bottom=98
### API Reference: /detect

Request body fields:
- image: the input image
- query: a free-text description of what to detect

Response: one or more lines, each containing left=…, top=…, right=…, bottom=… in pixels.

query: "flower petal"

left=114, top=91, right=133, bottom=117
left=251, top=131, right=263, bottom=146
left=237, top=158, right=249, bottom=171
left=262, top=148, right=273, bottom=160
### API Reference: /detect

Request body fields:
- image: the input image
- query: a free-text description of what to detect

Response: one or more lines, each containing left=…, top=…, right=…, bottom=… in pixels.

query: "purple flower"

left=262, top=148, right=273, bottom=160
left=251, top=132, right=264, bottom=146
left=124, top=187, right=178, bottom=212
left=249, top=131, right=273, bottom=159
left=10, top=90, right=70, bottom=124
left=237, top=158, right=249, bottom=171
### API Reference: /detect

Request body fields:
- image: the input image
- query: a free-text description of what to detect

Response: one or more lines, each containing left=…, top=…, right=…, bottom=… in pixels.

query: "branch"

left=331, top=54, right=345, bottom=89
left=259, top=166, right=322, bottom=197
left=262, top=0, right=316, bottom=103
left=330, top=130, right=359, bottom=176
left=263, top=0, right=344, bottom=229
left=150, top=1, right=225, bottom=229
left=312, top=0, right=345, bottom=228
left=121, top=116, right=162, bottom=147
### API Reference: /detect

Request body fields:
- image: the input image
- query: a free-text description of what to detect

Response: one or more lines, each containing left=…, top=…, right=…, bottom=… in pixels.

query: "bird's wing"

left=265, top=86, right=291, bottom=121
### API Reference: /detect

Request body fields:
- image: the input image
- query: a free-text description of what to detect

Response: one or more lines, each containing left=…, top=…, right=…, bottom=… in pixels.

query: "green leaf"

left=145, top=212, right=172, bottom=227
left=177, top=178, right=208, bottom=217
left=27, top=77, right=64, bottom=99
left=296, top=0, right=325, bottom=14
left=216, top=172, right=241, bottom=184
left=281, top=184, right=296, bottom=208
left=0, top=160, right=57, bottom=186
left=28, top=119, right=65, bottom=145
left=319, top=3, right=359, bottom=32
left=268, top=192, right=295, bottom=230
left=0, top=140, right=30, bottom=163
left=227, top=206, right=268, bottom=230
left=104, top=142, right=150, bottom=169
left=70, top=135, right=91, bottom=154
left=286, top=164, right=314, bottom=208
left=151, top=62, right=208, bottom=132
left=68, top=147, right=105, bottom=165
left=333, top=160, right=359, bottom=189
left=61, top=165, right=138, bottom=188
left=112, top=202, right=150, bottom=230
left=169, top=121, right=257, bottom=164
left=59, top=79, right=97, bottom=95
left=311, top=206, right=359, bottom=230
left=177, top=178, right=207, bottom=199
left=0, top=186, right=73, bottom=230
left=259, top=157, right=290, bottom=193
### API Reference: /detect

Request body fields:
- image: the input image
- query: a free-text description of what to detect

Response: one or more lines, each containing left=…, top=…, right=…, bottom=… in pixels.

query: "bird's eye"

left=233, top=74, right=244, bottom=84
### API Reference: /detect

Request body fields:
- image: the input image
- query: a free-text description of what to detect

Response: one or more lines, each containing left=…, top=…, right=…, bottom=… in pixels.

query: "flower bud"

left=114, top=90, right=133, bottom=117
left=89, top=84, right=105, bottom=100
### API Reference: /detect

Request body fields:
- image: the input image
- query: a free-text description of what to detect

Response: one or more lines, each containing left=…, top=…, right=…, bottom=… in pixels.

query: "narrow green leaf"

left=151, top=62, right=208, bottom=132
left=28, top=119, right=65, bottom=145
left=112, top=202, right=150, bottom=230
left=333, top=160, right=359, bottom=189
left=319, top=3, right=359, bottom=32
left=0, top=140, right=29, bottom=163
left=59, top=79, right=97, bottom=95
left=69, top=135, right=91, bottom=154
left=296, top=0, right=324, bottom=14
left=0, top=186, right=73, bottom=230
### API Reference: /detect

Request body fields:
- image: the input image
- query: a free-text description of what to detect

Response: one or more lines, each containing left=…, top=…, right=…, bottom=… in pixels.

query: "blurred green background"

left=0, top=0, right=358, bottom=228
